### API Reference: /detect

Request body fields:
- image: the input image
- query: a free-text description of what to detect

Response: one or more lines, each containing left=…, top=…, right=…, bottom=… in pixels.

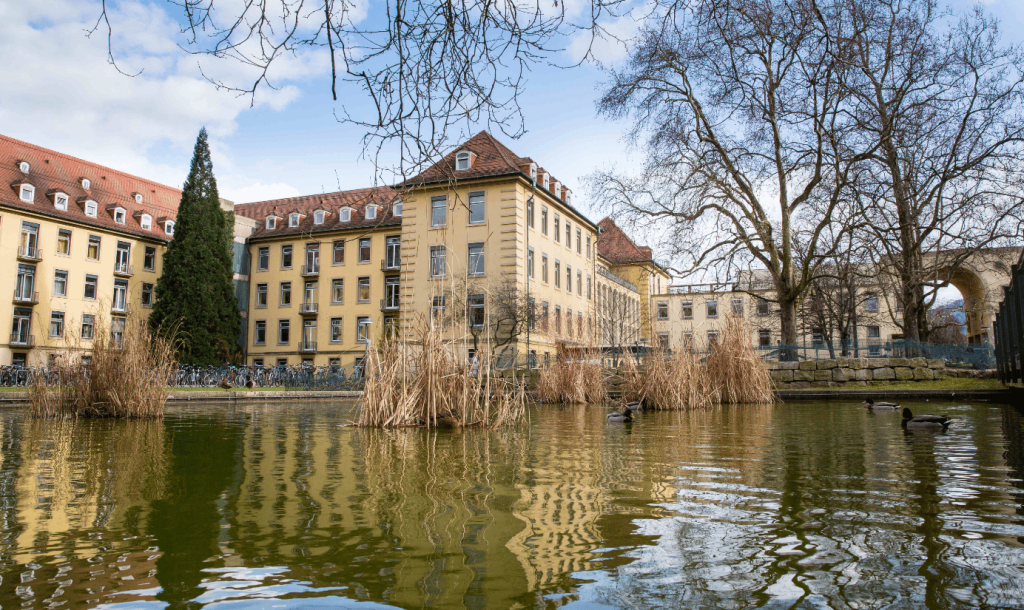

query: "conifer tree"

left=150, top=128, right=241, bottom=365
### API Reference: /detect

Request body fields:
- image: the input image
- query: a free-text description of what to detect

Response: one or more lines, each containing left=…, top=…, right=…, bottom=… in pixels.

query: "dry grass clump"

left=536, top=348, right=606, bottom=403
left=622, top=319, right=773, bottom=410
left=31, top=316, right=177, bottom=419
left=358, top=321, right=527, bottom=428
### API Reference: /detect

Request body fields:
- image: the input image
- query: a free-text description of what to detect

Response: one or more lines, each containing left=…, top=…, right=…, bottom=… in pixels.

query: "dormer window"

left=113, top=208, right=126, bottom=224
left=542, top=173, right=550, bottom=190
left=553, top=181, right=561, bottom=198
left=340, top=208, right=352, bottom=222
left=140, top=214, right=152, bottom=230
left=565, top=190, right=572, bottom=205
left=266, top=217, right=277, bottom=230
left=393, top=202, right=403, bottom=217
left=456, top=151, right=471, bottom=171
left=134, top=193, right=143, bottom=204
left=19, top=161, right=30, bottom=173
left=529, top=163, right=537, bottom=181
left=289, top=213, right=300, bottom=228
left=366, top=205, right=377, bottom=220
left=164, top=220, right=175, bottom=236
left=314, top=210, right=325, bottom=225
left=54, top=192, right=69, bottom=211
left=19, top=184, right=35, bottom=202
left=81, top=178, right=91, bottom=190
left=84, top=200, right=98, bottom=217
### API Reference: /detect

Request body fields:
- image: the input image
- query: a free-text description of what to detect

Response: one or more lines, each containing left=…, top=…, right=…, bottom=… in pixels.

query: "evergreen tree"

left=150, top=128, right=241, bottom=365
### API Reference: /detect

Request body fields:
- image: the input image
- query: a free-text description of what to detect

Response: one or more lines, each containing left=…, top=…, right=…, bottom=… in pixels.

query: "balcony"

left=17, top=242, right=42, bottom=262
left=380, top=298, right=399, bottom=312
left=113, top=263, right=134, bottom=278
left=13, top=290, right=39, bottom=305
left=298, top=340, right=317, bottom=353
left=111, top=303, right=132, bottom=316
left=299, top=302, right=319, bottom=315
left=300, top=264, right=320, bottom=277
left=381, top=258, right=400, bottom=271
left=10, top=333, right=34, bottom=347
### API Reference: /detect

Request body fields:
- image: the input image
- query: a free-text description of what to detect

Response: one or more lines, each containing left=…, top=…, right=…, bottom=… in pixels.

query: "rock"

left=890, top=358, right=910, bottom=367
left=909, top=357, right=927, bottom=368
left=913, top=367, right=934, bottom=380
left=794, top=370, right=814, bottom=382
left=833, top=368, right=854, bottom=382
left=770, top=370, right=794, bottom=382
left=933, top=368, right=947, bottom=380
left=894, top=367, right=915, bottom=381
left=854, top=368, right=872, bottom=381
left=927, top=359, right=945, bottom=369
left=814, top=369, right=833, bottom=381
left=799, top=361, right=817, bottom=370
left=789, top=381, right=811, bottom=389
left=869, top=358, right=890, bottom=367
left=847, top=380, right=869, bottom=387
left=850, top=358, right=869, bottom=370
left=778, top=361, right=800, bottom=370
left=818, top=360, right=839, bottom=370
left=836, top=357, right=850, bottom=368
left=873, top=367, right=896, bottom=380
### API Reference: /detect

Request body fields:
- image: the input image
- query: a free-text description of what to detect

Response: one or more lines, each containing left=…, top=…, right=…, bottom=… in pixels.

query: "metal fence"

left=754, top=339, right=994, bottom=369
left=995, top=255, right=1024, bottom=384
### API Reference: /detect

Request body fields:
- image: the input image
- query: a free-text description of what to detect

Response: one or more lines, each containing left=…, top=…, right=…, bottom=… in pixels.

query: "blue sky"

left=1, top=0, right=1020, bottom=302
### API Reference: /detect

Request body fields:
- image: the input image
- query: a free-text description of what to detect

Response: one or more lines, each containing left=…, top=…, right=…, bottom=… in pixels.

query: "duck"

left=607, top=407, right=634, bottom=423
left=625, top=401, right=643, bottom=411
left=863, top=398, right=900, bottom=410
left=901, top=408, right=952, bottom=431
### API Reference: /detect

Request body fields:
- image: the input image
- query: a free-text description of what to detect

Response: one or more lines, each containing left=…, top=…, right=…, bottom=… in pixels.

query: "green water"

left=1, top=401, right=1023, bottom=609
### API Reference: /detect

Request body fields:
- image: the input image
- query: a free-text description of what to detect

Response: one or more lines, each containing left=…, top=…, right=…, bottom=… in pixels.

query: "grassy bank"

left=782, top=378, right=1004, bottom=391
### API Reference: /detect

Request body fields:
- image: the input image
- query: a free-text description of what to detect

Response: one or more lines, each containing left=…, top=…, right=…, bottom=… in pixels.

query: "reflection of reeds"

left=30, top=315, right=178, bottom=418
left=358, top=319, right=526, bottom=428
left=624, top=319, right=773, bottom=410
left=536, top=346, right=606, bottom=403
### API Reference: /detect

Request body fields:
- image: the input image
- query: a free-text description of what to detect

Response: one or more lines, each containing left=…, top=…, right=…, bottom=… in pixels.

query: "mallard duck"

left=863, top=398, right=900, bottom=410
left=625, top=401, right=643, bottom=411
left=607, top=407, right=634, bottom=423
left=901, top=408, right=951, bottom=430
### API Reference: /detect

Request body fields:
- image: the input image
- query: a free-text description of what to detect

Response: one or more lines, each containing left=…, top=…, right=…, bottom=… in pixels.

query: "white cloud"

left=224, top=182, right=302, bottom=204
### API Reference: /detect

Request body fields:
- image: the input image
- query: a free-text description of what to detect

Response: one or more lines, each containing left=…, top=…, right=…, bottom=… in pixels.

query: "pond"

left=1, top=400, right=1023, bottom=609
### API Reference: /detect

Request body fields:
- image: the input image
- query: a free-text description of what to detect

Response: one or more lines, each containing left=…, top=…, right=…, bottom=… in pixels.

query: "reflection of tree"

left=903, top=431, right=955, bottom=608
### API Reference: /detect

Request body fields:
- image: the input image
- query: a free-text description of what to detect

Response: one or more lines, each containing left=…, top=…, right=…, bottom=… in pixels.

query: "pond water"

left=1, top=400, right=1023, bottom=609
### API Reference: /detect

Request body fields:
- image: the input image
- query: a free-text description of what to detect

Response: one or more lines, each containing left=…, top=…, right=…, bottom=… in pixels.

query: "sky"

left=1, top=0, right=1021, bottom=301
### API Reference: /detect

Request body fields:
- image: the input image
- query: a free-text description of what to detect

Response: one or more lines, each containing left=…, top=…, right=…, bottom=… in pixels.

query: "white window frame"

left=85, top=200, right=98, bottom=218
left=266, top=217, right=277, bottom=230
left=393, top=202, right=403, bottom=217
left=314, top=210, right=325, bottom=225
left=164, top=220, right=175, bottom=236
left=19, top=161, right=30, bottom=173
left=456, top=151, right=471, bottom=171
left=289, top=213, right=300, bottom=227
left=140, top=214, right=152, bottom=230
left=113, top=208, right=126, bottom=224
left=340, top=207, right=352, bottom=222
left=54, top=193, right=69, bottom=211
left=366, top=205, right=377, bottom=220
left=135, top=193, right=143, bottom=204
left=19, top=184, right=35, bottom=202
left=81, top=178, right=91, bottom=190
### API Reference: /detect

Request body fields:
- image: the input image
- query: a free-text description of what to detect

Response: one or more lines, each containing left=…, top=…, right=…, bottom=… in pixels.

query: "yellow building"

left=1, top=135, right=180, bottom=366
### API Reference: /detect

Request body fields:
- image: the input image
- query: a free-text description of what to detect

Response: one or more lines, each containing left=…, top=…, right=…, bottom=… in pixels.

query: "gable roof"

left=235, top=186, right=401, bottom=240
left=597, top=217, right=656, bottom=265
left=0, top=134, right=180, bottom=241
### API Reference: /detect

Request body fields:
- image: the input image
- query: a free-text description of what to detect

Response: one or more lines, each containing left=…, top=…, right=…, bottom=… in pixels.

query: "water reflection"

left=0, top=402, right=1022, bottom=609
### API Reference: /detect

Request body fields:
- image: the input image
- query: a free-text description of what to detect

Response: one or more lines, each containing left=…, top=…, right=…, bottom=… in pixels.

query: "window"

left=305, top=243, right=320, bottom=273
left=565, top=222, right=571, bottom=247
left=19, top=161, right=30, bottom=173
left=81, top=178, right=91, bottom=190
left=279, top=320, right=290, bottom=344
left=281, top=245, right=293, bottom=268
left=542, top=254, right=549, bottom=283
left=84, top=275, right=98, bottom=300
left=135, top=193, right=144, bottom=204
left=468, top=192, right=485, bottom=224
left=757, top=298, right=770, bottom=317
left=280, top=282, right=292, bottom=306
left=87, top=236, right=101, bottom=260
left=865, top=293, right=879, bottom=312
left=340, top=208, right=352, bottom=222
left=468, top=295, right=485, bottom=327
left=19, top=184, right=35, bottom=202
left=85, top=200, right=97, bottom=217
left=554, top=260, right=561, bottom=288
left=53, top=270, right=68, bottom=297
left=289, top=213, right=300, bottom=227
left=430, top=246, right=446, bottom=278
left=332, top=279, right=344, bottom=303
left=527, top=197, right=534, bottom=228
left=683, top=331, right=693, bottom=347
left=140, top=214, right=152, bottom=230
left=566, top=265, right=572, bottom=294
left=555, top=306, right=562, bottom=334
left=56, top=229, right=71, bottom=255
left=541, top=207, right=548, bottom=234
left=527, top=247, right=535, bottom=278
left=542, top=173, right=550, bottom=190
left=586, top=235, right=591, bottom=259
left=256, top=283, right=268, bottom=307
left=366, top=205, right=377, bottom=220
left=331, top=317, right=343, bottom=342
left=567, top=308, right=573, bottom=338
left=358, top=238, right=371, bottom=263
left=657, top=301, right=668, bottom=320
left=385, top=276, right=400, bottom=309
left=759, top=329, right=771, bottom=347
left=139, top=247, right=155, bottom=273
left=432, top=295, right=447, bottom=318
left=114, top=208, right=126, bottom=224
left=50, top=312, right=64, bottom=337
left=314, top=210, right=325, bottom=225
left=867, top=325, right=881, bottom=339
left=554, top=214, right=560, bottom=242
left=357, top=317, right=371, bottom=342
left=333, top=240, right=345, bottom=265
left=706, top=299, right=718, bottom=318
left=277, top=358, right=288, bottom=367
left=358, top=277, right=370, bottom=302
left=253, top=358, right=265, bottom=367
left=456, top=151, right=471, bottom=171
left=732, top=298, right=744, bottom=317
left=164, top=220, right=175, bottom=236
left=431, top=196, right=447, bottom=227
left=112, top=280, right=128, bottom=312
left=554, top=181, right=561, bottom=198
left=658, top=332, right=669, bottom=350
left=576, top=228, right=582, bottom=254
left=386, top=235, right=401, bottom=269
left=587, top=276, right=592, bottom=300
left=141, top=283, right=154, bottom=307
left=54, top=193, right=68, bottom=211
left=393, top=202, right=403, bottom=216
left=577, top=270, right=582, bottom=296
left=114, top=241, right=131, bottom=274
left=258, top=247, right=269, bottom=270
left=541, top=302, right=549, bottom=332
left=254, top=321, right=266, bottom=344
left=681, top=300, right=693, bottom=319
left=708, top=330, right=720, bottom=345
left=468, top=243, right=485, bottom=276
left=81, top=315, right=95, bottom=340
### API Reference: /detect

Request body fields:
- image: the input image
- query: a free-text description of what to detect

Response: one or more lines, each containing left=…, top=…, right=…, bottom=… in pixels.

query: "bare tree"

left=832, top=0, right=1024, bottom=342
left=927, top=302, right=967, bottom=346
left=438, top=276, right=531, bottom=358
left=591, top=0, right=869, bottom=353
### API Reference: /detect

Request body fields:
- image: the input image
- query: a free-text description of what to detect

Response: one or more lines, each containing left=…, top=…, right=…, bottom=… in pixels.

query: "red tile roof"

left=0, top=134, right=181, bottom=241
left=597, top=217, right=656, bottom=264
left=235, top=186, right=401, bottom=240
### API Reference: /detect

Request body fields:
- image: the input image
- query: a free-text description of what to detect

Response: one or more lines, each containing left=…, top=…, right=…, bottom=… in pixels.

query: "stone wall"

left=767, top=357, right=993, bottom=389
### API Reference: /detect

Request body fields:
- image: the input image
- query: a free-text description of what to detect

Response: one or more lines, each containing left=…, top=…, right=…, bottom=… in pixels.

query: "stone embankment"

left=768, top=357, right=995, bottom=389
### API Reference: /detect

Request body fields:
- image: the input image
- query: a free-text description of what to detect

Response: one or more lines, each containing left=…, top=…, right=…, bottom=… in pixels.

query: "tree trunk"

left=779, top=297, right=798, bottom=361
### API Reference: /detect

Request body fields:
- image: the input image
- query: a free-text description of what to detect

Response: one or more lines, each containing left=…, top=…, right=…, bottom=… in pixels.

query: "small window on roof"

left=19, top=161, right=30, bottom=173
left=140, top=214, right=152, bottom=230
left=565, top=190, right=572, bottom=205
left=542, top=173, right=550, bottom=190
left=289, top=213, right=300, bottom=227
left=85, top=200, right=97, bottom=217
left=165, top=220, right=175, bottom=236
left=113, top=208, right=126, bottom=224
left=135, top=193, right=143, bottom=204
left=393, top=202, right=403, bottom=217
left=366, top=205, right=377, bottom=220
left=340, top=208, right=352, bottom=222
left=266, top=217, right=277, bottom=230
left=19, top=184, right=35, bottom=202
left=54, top=193, right=68, bottom=211
left=81, top=178, right=91, bottom=190
left=529, top=163, right=537, bottom=181
left=314, top=210, right=325, bottom=225
left=456, top=151, right=471, bottom=171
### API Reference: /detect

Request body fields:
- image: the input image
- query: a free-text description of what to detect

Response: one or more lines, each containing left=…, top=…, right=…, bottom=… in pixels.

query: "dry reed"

left=30, top=315, right=178, bottom=418
left=535, top=346, right=606, bottom=403
left=705, top=318, right=775, bottom=404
